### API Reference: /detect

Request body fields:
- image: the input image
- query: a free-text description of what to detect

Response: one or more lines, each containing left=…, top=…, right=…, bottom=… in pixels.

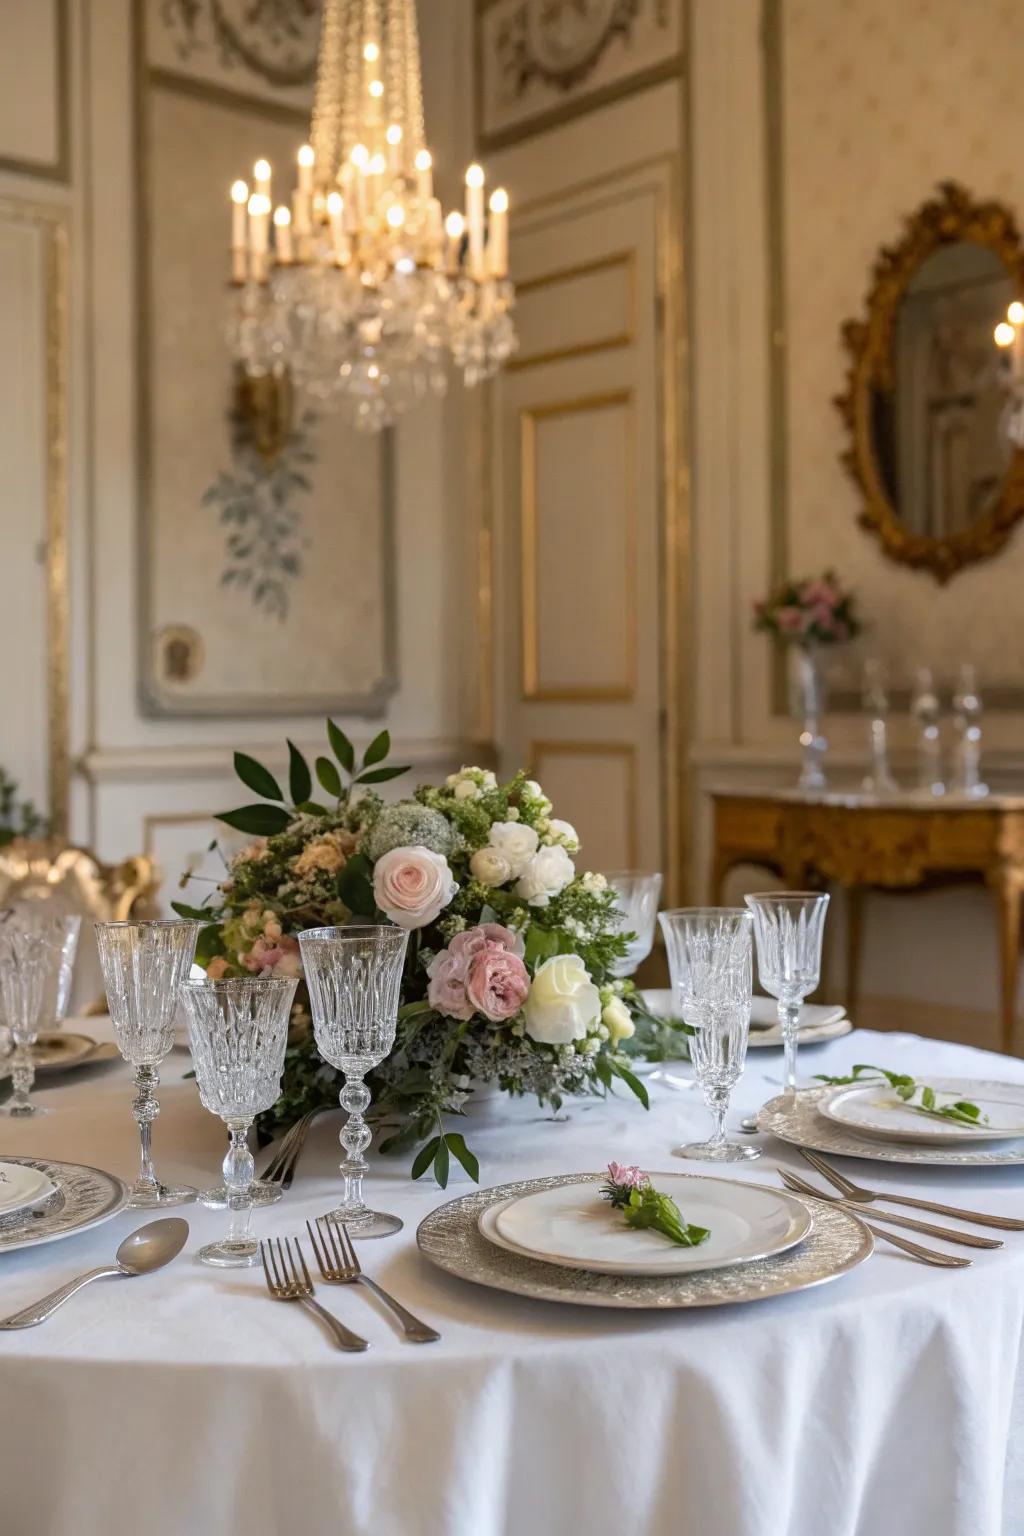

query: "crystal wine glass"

left=0, top=911, right=81, bottom=1117
left=744, top=892, right=830, bottom=1093
left=95, top=919, right=200, bottom=1207
left=952, top=664, right=987, bottom=798
left=298, top=924, right=408, bottom=1239
left=180, top=975, right=297, bottom=1267
left=606, top=872, right=663, bottom=978
left=658, top=908, right=759, bottom=1162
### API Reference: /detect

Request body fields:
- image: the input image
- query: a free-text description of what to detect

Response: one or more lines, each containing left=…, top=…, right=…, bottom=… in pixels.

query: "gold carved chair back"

left=0, top=840, right=160, bottom=1014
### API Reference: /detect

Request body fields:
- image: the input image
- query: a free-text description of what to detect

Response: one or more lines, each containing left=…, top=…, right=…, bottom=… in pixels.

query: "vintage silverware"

left=260, top=1236, right=368, bottom=1351
left=261, top=1106, right=331, bottom=1188
left=0, top=1217, right=189, bottom=1328
left=307, top=1217, right=440, bottom=1343
left=798, top=1147, right=1024, bottom=1231
left=779, top=1171, right=974, bottom=1266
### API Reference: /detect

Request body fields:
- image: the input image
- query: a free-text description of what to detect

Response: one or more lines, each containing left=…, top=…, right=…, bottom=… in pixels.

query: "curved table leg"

left=989, top=866, right=1024, bottom=1057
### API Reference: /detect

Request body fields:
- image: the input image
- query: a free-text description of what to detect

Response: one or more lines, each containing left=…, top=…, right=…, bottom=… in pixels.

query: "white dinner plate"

left=0, top=1158, right=127, bottom=1254
left=0, top=1162, right=56, bottom=1218
left=483, top=1174, right=813, bottom=1276
left=818, top=1077, right=1024, bottom=1145
left=33, top=1032, right=100, bottom=1072
left=641, top=991, right=851, bottom=1048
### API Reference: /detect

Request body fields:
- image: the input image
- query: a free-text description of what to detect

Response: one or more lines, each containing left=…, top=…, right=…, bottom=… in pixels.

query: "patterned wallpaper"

left=779, top=0, right=1024, bottom=695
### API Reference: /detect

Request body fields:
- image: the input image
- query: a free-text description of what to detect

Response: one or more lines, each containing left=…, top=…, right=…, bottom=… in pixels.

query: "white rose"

left=602, top=997, right=635, bottom=1045
left=543, top=817, right=580, bottom=852
left=524, top=954, right=601, bottom=1044
left=453, top=779, right=481, bottom=801
left=488, top=820, right=539, bottom=877
left=516, top=844, right=575, bottom=906
left=469, top=846, right=513, bottom=887
left=372, top=845, right=458, bottom=930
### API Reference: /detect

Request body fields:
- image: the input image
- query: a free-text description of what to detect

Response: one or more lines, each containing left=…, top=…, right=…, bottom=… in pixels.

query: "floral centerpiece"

left=175, top=724, right=673, bottom=1184
left=752, top=570, right=861, bottom=647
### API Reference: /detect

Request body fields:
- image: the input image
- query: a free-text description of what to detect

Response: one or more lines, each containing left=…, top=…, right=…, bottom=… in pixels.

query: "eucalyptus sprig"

left=814, top=1064, right=988, bottom=1127
left=600, top=1163, right=709, bottom=1247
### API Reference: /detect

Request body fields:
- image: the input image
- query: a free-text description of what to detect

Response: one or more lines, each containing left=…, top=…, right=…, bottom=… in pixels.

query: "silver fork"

left=259, top=1237, right=369, bottom=1351
left=306, top=1217, right=440, bottom=1343
left=779, top=1171, right=972, bottom=1267
left=798, top=1147, right=1024, bottom=1231
left=261, top=1107, right=329, bottom=1189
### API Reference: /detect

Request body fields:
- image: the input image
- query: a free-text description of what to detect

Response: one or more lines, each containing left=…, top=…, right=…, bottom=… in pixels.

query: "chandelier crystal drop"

left=226, top=0, right=517, bottom=432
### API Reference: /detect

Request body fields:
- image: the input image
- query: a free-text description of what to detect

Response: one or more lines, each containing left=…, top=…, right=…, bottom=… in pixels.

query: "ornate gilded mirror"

left=836, top=181, right=1024, bottom=581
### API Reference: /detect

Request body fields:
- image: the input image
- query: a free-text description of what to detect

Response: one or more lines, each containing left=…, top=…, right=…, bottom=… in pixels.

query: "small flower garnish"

left=600, top=1162, right=710, bottom=1247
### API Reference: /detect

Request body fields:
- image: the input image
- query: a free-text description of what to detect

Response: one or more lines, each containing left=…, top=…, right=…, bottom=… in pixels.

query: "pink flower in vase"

left=776, top=606, right=805, bottom=635
left=466, top=944, right=530, bottom=1022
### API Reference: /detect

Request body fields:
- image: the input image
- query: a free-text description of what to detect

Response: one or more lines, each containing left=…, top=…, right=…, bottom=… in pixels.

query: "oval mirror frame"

left=835, top=180, right=1024, bottom=582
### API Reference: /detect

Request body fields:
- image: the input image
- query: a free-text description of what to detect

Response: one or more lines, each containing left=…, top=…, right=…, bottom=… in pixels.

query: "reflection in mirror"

left=875, top=243, right=1012, bottom=539
left=837, top=182, right=1024, bottom=581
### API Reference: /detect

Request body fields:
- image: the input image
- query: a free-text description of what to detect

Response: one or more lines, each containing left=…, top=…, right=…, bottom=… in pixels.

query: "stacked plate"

left=0, top=1157, right=126, bottom=1254
left=758, top=1077, right=1024, bottom=1167
left=641, top=991, right=852, bottom=1049
left=417, top=1171, right=874, bottom=1309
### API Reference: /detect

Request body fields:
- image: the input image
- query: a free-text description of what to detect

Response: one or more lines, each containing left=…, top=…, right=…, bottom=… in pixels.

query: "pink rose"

left=465, top=943, right=530, bottom=1022
left=427, top=951, right=475, bottom=1020
left=448, top=922, right=525, bottom=967
left=607, top=1162, right=648, bottom=1189
left=373, top=845, right=457, bottom=931
left=240, top=933, right=301, bottom=978
left=776, top=606, right=804, bottom=633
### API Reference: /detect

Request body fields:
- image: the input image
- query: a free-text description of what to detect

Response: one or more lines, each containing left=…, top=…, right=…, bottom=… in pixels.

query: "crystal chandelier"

left=226, top=0, right=517, bottom=432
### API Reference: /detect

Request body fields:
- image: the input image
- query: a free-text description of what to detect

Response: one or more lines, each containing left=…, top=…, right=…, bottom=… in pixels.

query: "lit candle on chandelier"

left=1009, top=301, right=1024, bottom=378
left=368, top=152, right=387, bottom=213
left=230, top=179, right=248, bottom=282
left=351, top=143, right=369, bottom=222
left=273, top=205, right=293, bottom=264
left=488, top=188, right=509, bottom=279
left=247, top=191, right=271, bottom=282
left=445, top=210, right=465, bottom=275
left=253, top=158, right=272, bottom=201
left=415, top=148, right=433, bottom=206
left=327, top=191, right=348, bottom=264
left=297, top=143, right=314, bottom=192
left=465, top=164, right=485, bottom=280
left=386, top=124, right=403, bottom=177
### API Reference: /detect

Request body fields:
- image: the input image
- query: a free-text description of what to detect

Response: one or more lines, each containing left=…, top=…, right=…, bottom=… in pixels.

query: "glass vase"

left=788, top=645, right=828, bottom=792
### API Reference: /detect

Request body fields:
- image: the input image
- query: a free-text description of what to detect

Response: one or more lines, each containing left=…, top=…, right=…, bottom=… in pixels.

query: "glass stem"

left=9, top=1038, right=36, bottom=1116
left=132, top=1063, right=161, bottom=1194
left=709, top=1097, right=728, bottom=1148
left=779, top=1002, right=801, bottom=1093
left=338, top=1074, right=372, bottom=1213
left=223, top=1121, right=255, bottom=1249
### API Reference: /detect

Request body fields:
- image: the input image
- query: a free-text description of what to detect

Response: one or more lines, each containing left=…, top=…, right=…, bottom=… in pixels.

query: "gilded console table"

left=709, top=789, right=1024, bottom=1056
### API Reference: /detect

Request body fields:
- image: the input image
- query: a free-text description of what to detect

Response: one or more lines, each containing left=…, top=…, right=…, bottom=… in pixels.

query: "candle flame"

left=363, top=42, right=380, bottom=62
left=297, top=144, right=315, bottom=168
left=1009, top=301, right=1024, bottom=325
left=466, top=164, right=485, bottom=188
left=253, top=159, right=271, bottom=182
left=386, top=203, right=406, bottom=229
left=230, top=180, right=249, bottom=204
left=273, top=205, right=291, bottom=227
left=327, top=191, right=344, bottom=216
left=351, top=144, right=370, bottom=169
left=369, top=79, right=384, bottom=98
left=995, top=321, right=1016, bottom=347
left=445, top=211, right=465, bottom=238
left=247, top=193, right=271, bottom=217
left=386, top=124, right=403, bottom=146
left=415, top=149, right=433, bottom=172
left=489, top=188, right=509, bottom=213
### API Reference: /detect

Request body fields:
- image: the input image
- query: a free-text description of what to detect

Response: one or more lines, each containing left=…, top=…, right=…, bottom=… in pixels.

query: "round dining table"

left=0, top=1019, right=1022, bottom=1536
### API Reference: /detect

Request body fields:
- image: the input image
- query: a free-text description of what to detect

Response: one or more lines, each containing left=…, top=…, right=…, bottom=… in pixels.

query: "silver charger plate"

left=0, top=1157, right=127, bottom=1253
left=758, top=1083, right=1024, bottom=1166
left=416, top=1173, right=873, bottom=1309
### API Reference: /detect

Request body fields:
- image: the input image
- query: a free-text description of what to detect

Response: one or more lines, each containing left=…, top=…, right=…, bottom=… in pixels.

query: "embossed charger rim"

left=757, top=1082, right=1024, bottom=1166
left=817, top=1077, right=1024, bottom=1145
left=416, top=1172, right=874, bottom=1310
left=0, top=1157, right=128, bottom=1254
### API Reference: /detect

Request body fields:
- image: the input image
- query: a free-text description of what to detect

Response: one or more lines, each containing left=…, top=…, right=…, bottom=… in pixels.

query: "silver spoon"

left=0, top=1217, right=189, bottom=1329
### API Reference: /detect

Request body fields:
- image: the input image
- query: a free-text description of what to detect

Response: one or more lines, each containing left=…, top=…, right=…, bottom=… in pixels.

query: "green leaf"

left=327, top=718, right=355, bottom=773
left=610, top=1057, right=650, bottom=1110
left=362, top=729, right=391, bottom=768
left=410, top=1136, right=440, bottom=1180
left=593, top=1054, right=613, bottom=1090
left=444, top=1132, right=480, bottom=1183
left=294, top=800, right=330, bottom=817
left=922, top=1085, right=935, bottom=1111
left=233, top=752, right=283, bottom=802
left=216, top=804, right=292, bottom=836
left=170, top=901, right=213, bottom=921
left=433, top=1136, right=450, bottom=1189
left=338, top=853, right=376, bottom=917
left=355, top=765, right=409, bottom=785
left=524, top=925, right=560, bottom=970
left=195, top=923, right=226, bottom=967
left=287, top=740, right=312, bottom=804
left=315, top=756, right=343, bottom=798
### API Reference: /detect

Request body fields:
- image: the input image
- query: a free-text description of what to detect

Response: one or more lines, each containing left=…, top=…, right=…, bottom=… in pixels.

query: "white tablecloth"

left=1, top=1023, right=1023, bottom=1536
